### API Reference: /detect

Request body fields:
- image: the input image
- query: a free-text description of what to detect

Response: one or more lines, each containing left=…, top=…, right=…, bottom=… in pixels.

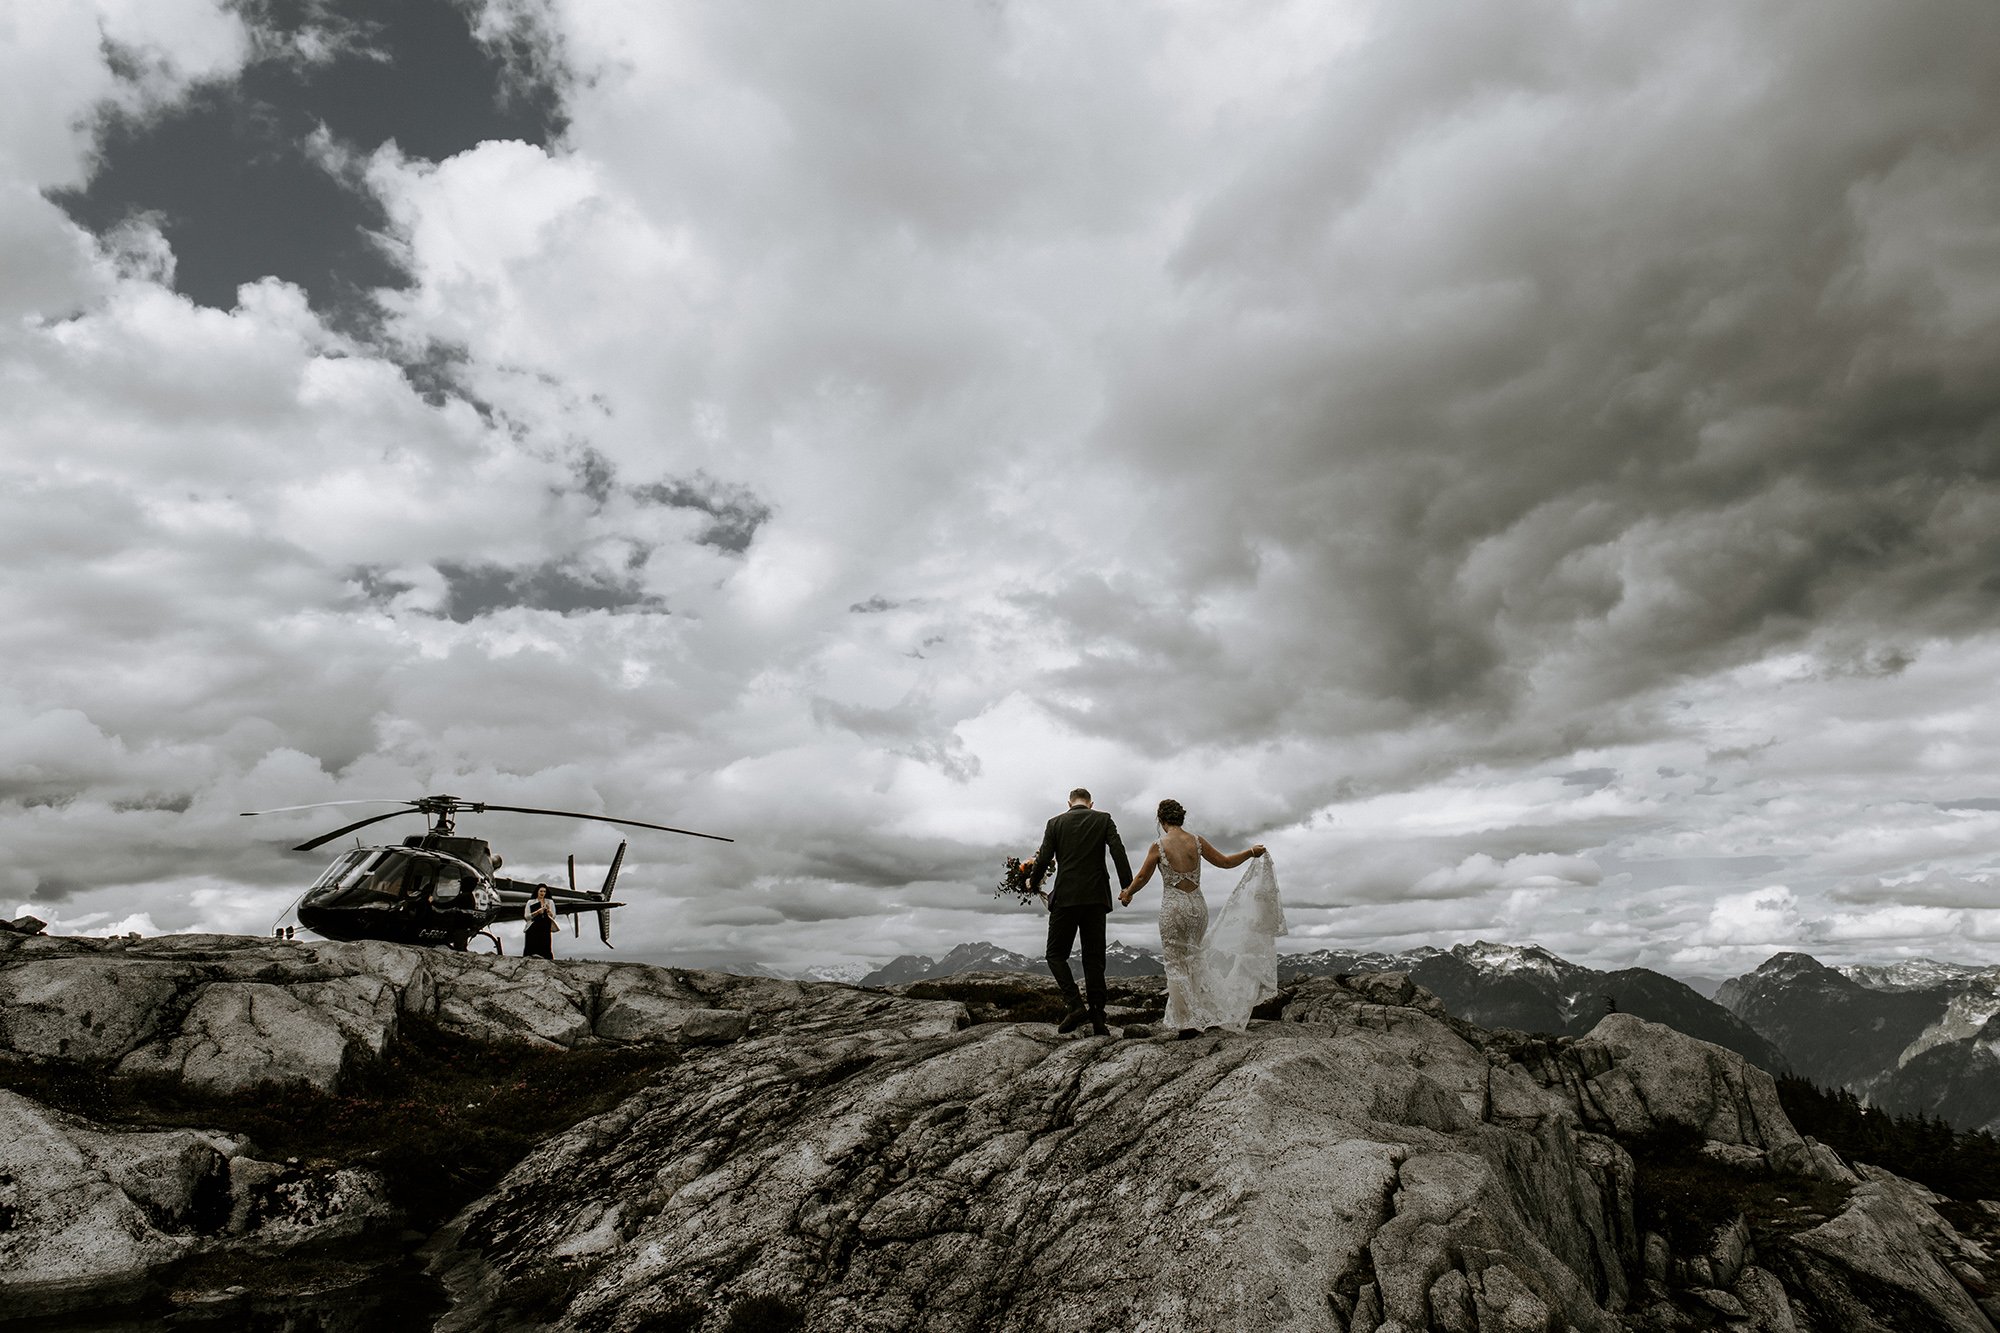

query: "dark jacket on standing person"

left=1028, top=806, right=1133, bottom=911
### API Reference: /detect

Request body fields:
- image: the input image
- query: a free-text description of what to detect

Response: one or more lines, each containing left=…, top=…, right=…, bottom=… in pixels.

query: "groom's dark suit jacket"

left=1028, top=806, right=1133, bottom=912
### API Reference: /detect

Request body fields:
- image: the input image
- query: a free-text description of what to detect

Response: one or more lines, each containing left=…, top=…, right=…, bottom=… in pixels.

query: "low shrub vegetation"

left=1626, top=1119, right=1851, bottom=1252
left=1777, top=1074, right=2000, bottom=1203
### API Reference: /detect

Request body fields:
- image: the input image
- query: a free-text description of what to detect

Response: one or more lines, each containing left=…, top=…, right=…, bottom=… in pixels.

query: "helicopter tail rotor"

left=599, top=841, right=627, bottom=900
left=595, top=841, right=626, bottom=949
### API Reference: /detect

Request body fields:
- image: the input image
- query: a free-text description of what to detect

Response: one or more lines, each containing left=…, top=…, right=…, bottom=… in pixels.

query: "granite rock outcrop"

left=0, top=931, right=962, bottom=1319
left=428, top=973, right=1996, bottom=1333
left=4, top=937, right=1997, bottom=1331
left=0, top=931, right=948, bottom=1096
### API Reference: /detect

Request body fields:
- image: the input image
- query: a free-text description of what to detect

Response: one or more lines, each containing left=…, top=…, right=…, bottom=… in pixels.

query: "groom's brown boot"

left=1056, top=1008, right=1089, bottom=1033
left=1090, top=1012, right=1111, bottom=1037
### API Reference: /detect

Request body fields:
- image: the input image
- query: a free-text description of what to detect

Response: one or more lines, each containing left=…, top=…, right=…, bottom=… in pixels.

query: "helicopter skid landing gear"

left=475, top=929, right=503, bottom=955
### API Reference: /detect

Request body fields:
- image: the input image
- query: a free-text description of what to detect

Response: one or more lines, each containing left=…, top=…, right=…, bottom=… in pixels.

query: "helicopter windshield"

left=307, top=849, right=442, bottom=909
left=310, top=848, right=385, bottom=895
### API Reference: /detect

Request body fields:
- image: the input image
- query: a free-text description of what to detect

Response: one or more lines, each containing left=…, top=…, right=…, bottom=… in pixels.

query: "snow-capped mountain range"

left=789, top=940, right=1999, bottom=1134
left=1839, top=958, right=2000, bottom=991
left=792, top=962, right=874, bottom=984
left=836, top=937, right=1784, bottom=1073
left=860, top=940, right=1163, bottom=987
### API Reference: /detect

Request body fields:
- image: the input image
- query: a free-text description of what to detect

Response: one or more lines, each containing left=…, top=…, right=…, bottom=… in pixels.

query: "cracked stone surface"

left=6, top=935, right=1997, bottom=1331
left=428, top=974, right=2000, bottom=1333
left=431, top=979, right=1634, bottom=1333
left=0, top=932, right=943, bottom=1094
left=0, top=934, right=962, bottom=1317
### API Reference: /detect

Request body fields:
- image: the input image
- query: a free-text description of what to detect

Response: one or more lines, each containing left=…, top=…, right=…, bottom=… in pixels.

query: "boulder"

left=0, top=957, right=184, bottom=1062
left=1731, top=1265, right=1802, bottom=1332
left=0, top=936, right=913, bottom=1091
left=0, top=1089, right=390, bottom=1316
left=116, top=979, right=386, bottom=1094
left=1760, top=1168, right=2000, bottom=1332
left=426, top=953, right=601, bottom=1047
left=597, top=966, right=750, bottom=1044
left=1550, top=1012, right=1804, bottom=1152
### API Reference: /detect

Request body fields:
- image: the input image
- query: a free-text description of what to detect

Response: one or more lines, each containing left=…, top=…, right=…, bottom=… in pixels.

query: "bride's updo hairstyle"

left=1156, top=798, right=1186, bottom=827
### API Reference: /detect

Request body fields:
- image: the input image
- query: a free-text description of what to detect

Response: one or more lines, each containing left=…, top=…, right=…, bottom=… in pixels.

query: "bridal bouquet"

left=994, top=855, right=1044, bottom=905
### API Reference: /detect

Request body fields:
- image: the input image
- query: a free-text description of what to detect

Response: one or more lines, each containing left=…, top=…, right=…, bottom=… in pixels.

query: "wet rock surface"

left=3, top=938, right=1996, bottom=1330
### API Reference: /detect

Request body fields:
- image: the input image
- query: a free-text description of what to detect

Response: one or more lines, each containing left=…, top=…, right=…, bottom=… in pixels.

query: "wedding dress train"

left=1156, top=845, right=1287, bottom=1031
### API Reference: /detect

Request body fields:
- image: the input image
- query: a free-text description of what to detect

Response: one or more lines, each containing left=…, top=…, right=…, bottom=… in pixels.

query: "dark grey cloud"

left=434, top=559, right=662, bottom=622
left=50, top=0, right=564, bottom=319
left=630, top=474, right=773, bottom=554
left=348, top=565, right=415, bottom=603
left=398, top=338, right=492, bottom=414
left=1057, top=0, right=2000, bottom=763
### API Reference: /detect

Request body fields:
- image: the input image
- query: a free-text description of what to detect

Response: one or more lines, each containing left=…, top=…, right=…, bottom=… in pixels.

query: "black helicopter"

left=242, top=794, right=731, bottom=951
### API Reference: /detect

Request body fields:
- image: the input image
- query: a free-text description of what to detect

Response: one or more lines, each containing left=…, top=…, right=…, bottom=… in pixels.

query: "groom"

left=1027, top=787, right=1132, bottom=1037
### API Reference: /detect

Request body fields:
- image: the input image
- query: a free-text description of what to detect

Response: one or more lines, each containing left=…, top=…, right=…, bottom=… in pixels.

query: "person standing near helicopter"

left=523, top=885, right=558, bottom=959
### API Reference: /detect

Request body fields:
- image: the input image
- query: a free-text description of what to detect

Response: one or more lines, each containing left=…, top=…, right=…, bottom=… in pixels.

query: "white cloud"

left=4, top=1, right=2000, bottom=977
left=1414, top=853, right=1603, bottom=898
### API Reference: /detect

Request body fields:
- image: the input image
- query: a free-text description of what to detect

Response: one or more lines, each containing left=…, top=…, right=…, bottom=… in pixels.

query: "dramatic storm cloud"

left=5, top=0, right=2000, bottom=978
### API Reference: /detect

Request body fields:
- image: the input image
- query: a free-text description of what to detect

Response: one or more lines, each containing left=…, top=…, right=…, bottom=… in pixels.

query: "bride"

left=1119, top=798, right=1287, bottom=1036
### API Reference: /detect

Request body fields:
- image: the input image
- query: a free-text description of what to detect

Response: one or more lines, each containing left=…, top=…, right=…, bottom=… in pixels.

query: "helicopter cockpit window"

left=310, top=848, right=385, bottom=894
left=307, top=850, right=437, bottom=909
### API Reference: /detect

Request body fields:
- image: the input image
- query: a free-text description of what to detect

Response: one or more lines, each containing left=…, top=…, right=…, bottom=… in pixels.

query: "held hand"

left=1250, top=845, right=1266, bottom=858
left=1118, top=889, right=1133, bottom=906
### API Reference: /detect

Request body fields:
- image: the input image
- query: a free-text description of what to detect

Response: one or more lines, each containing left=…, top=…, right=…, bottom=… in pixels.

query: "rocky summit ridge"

left=3, top=931, right=1999, bottom=1332
left=866, top=938, right=1788, bottom=1076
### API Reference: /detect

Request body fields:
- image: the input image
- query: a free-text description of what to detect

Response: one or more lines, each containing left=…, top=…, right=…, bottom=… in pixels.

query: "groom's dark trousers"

left=1029, top=805, right=1132, bottom=1017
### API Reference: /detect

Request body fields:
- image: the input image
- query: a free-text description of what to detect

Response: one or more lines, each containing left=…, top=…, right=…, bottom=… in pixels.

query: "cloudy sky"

left=6, top=0, right=2000, bottom=982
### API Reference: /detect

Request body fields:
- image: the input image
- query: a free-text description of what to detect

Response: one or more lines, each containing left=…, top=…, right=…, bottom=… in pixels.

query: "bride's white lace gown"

left=1156, top=841, right=1288, bottom=1031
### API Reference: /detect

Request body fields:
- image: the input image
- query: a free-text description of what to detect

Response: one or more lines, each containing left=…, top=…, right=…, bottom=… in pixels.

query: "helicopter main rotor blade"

left=291, top=807, right=424, bottom=852
left=476, top=804, right=735, bottom=843
left=240, top=799, right=414, bottom=816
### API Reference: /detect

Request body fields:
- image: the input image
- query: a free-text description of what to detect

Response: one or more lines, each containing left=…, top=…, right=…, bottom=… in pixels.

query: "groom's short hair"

left=1068, top=787, right=1091, bottom=805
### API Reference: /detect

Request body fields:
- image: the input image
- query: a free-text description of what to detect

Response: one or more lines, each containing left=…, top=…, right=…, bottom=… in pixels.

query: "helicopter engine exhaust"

left=597, top=841, right=626, bottom=948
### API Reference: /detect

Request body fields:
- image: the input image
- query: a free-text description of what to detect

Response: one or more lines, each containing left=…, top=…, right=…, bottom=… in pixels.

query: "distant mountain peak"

left=1754, top=951, right=1836, bottom=980
left=1451, top=940, right=1578, bottom=981
left=858, top=939, right=1163, bottom=988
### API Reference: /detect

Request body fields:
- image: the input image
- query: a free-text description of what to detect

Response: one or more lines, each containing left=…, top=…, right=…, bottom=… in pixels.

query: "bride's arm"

left=1198, top=837, right=1267, bottom=870
left=1118, top=844, right=1161, bottom=906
